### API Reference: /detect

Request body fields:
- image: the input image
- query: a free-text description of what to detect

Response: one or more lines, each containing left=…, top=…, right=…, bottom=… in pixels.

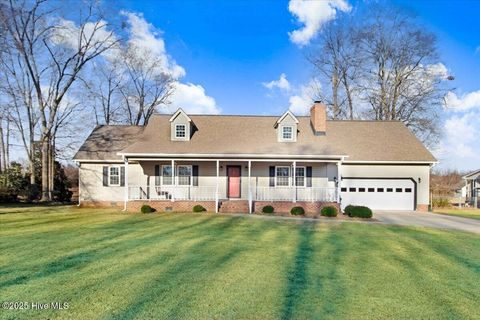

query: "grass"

left=0, top=205, right=479, bottom=320
left=434, top=208, right=480, bottom=220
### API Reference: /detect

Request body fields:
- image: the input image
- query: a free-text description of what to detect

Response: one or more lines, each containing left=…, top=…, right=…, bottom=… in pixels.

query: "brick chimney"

left=310, top=101, right=327, bottom=135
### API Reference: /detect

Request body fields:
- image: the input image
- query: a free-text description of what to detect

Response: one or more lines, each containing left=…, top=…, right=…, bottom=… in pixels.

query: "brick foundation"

left=127, top=200, right=216, bottom=213
left=416, top=204, right=429, bottom=212
left=254, top=201, right=340, bottom=217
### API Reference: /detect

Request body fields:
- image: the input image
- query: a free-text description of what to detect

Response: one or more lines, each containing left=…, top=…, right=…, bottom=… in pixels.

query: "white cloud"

left=434, top=111, right=480, bottom=170
left=263, top=73, right=291, bottom=92
left=444, top=90, right=480, bottom=112
left=120, top=11, right=185, bottom=79
left=288, top=79, right=320, bottom=115
left=163, top=82, right=220, bottom=114
left=288, top=0, right=351, bottom=46
left=50, top=18, right=117, bottom=56
left=119, top=12, right=218, bottom=114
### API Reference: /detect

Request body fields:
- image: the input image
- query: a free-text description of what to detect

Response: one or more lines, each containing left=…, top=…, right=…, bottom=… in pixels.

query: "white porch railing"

left=255, top=186, right=337, bottom=202
left=128, top=185, right=217, bottom=201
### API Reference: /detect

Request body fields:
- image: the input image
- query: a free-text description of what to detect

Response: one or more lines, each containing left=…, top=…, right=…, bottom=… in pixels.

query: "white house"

left=74, top=102, right=436, bottom=213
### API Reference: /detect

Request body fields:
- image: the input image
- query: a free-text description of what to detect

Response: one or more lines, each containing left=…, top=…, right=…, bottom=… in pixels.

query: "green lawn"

left=434, top=208, right=480, bottom=220
left=1, top=206, right=479, bottom=320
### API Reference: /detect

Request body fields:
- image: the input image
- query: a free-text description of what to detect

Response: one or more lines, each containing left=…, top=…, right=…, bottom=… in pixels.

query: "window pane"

left=295, top=167, right=305, bottom=186
left=178, top=166, right=192, bottom=186
left=276, top=167, right=290, bottom=186
left=176, top=125, right=186, bottom=138
left=162, top=166, right=172, bottom=185
left=109, top=167, right=119, bottom=185
left=282, top=126, right=292, bottom=139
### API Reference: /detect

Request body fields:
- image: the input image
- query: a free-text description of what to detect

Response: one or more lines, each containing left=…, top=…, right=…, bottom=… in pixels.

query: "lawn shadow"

left=0, top=214, right=220, bottom=290
left=280, top=223, right=314, bottom=319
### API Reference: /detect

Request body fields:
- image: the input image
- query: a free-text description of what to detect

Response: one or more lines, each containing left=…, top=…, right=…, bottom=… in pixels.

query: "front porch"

left=124, top=158, right=342, bottom=213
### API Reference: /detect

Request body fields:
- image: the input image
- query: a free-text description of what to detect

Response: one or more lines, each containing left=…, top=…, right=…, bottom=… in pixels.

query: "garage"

left=340, top=178, right=415, bottom=211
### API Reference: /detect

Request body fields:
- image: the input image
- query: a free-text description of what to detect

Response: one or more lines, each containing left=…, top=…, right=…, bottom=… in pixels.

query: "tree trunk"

left=40, top=137, right=50, bottom=201
left=49, top=139, right=54, bottom=199
left=0, top=121, right=4, bottom=173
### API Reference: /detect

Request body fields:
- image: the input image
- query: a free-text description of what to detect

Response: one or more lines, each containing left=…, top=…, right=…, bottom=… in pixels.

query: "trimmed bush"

left=345, top=205, right=372, bottom=218
left=344, top=205, right=354, bottom=215
left=290, top=206, right=305, bottom=215
left=320, top=206, right=338, bottom=217
left=193, top=205, right=206, bottom=212
left=262, top=205, right=274, bottom=214
left=140, top=204, right=154, bottom=214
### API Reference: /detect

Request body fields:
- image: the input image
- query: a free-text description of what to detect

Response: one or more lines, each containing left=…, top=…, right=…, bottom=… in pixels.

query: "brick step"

left=219, top=200, right=249, bottom=213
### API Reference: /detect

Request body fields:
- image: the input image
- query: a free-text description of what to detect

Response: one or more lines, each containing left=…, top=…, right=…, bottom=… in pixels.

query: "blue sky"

left=109, top=1, right=480, bottom=170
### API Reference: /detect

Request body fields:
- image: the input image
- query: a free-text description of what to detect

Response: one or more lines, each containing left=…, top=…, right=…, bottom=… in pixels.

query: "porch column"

left=215, top=160, right=219, bottom=213
left=292, top=161, right=296, bottom=203
left=123, top=157, right=129, bottom=211
left=171, top=159, right=175, bottom=202
left=336, top=161, right=342, bottom=203
left=248, top=160, right=252, bottom=213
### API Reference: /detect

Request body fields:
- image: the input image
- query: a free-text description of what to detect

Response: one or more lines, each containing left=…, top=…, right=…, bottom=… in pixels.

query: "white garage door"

left=340, top=179, right=415, bottom=211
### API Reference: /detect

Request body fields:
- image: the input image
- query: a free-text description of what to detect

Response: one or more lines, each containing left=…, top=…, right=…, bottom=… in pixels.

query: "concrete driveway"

left=374, top=210, right=480, bottom=234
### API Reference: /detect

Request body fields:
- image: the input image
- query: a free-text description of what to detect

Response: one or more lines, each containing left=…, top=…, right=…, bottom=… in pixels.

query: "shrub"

left=262, top=205, right=274, bottom=214
left=344, top=205, right=354, bottom=215
left=320, top=206, right=338, bottom=217
left=290, top=206, right=305, bottom=215
left=140, top=204, right=154, bottom=214
left=0, top=187, right=18, bottom=203
left=432, top=198, right=450, bottom=208
left=345, top=205, right=372, bottom=218
left=193, top=205, right=206, bottom=212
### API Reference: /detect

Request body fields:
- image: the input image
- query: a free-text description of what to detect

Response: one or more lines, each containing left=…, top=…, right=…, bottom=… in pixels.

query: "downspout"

left=123, top=156, right=129, bottom=211
left=76, top=161, right=81, bottom=207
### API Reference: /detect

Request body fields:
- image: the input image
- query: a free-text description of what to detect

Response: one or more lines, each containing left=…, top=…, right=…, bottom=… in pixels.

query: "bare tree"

left=0, top=44, right=38, bottom=184
left=308, top=18, right=361, bottom=120
left=308, top=5, right=449, bottom=144
left=82, top=60, right=123, bottom=125
left=119, top=43, right=175, bottom=125
left=1, top=0, right=117, bottom=200
left=356, top=6, right=447, bottom=144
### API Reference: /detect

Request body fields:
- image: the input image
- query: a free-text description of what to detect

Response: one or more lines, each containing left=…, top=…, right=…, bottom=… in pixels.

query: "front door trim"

left=227, top=165, right=242, bottom=198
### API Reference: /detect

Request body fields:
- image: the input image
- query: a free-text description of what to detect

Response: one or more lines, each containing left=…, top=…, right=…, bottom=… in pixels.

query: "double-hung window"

left=275, top=166, right=290, bottom=186
left=162, top=165, right=173, bottom=185
left=177, top=165, right=192, bottom=186
left=108, top=166, right=120, bottom=186
left=295, top=167, right=306, bottom=187
left=175, top=124, right=186, bottom=138
left=282, top=126, right=293, bottom=140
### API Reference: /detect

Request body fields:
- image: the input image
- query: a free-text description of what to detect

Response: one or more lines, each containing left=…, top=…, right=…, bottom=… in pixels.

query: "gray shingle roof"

left=73, top=125, right=144, bottom=161
left=75, top=115, right=436, bottom=162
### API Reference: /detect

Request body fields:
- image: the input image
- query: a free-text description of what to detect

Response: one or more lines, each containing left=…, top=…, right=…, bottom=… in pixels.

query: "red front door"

left=227, top=166, right=241, bottom=198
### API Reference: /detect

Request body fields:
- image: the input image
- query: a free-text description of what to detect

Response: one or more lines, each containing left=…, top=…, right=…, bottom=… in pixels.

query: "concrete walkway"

left=374, top=210, right=480, bottom=234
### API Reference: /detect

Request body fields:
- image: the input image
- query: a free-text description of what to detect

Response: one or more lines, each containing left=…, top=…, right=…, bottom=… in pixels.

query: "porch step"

left=219, top=200, right=249, bottom=213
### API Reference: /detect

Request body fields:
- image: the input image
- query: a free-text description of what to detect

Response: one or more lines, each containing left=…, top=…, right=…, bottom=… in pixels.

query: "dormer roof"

left=169, top=108, right=192, bottom=123
left=274, top=110, right=299, bottom=128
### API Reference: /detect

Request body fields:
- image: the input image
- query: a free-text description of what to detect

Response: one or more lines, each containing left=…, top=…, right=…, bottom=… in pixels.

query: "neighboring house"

left=74, top=102, right=436, bottom=213
left=463, top=169, right=480, bottom=208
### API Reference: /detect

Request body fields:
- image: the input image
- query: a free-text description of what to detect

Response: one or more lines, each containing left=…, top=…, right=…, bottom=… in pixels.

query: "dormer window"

left=175, top=124, right=186, bottom=138
left=170, top=108, right=193, bottom=141
left=282, top=126, right=293, bottom=140
left=275, top=110, right=299, bottom=142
